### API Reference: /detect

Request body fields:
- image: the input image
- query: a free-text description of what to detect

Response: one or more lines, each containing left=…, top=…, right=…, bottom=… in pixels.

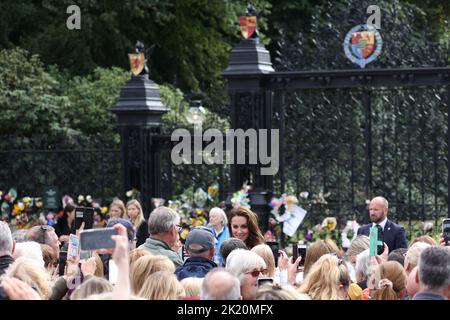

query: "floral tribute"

left=1, top=188, right=45, bottom=228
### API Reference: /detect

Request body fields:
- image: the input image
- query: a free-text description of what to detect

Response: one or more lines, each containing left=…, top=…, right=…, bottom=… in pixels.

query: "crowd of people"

left=0, top=196, right=449, bottom=300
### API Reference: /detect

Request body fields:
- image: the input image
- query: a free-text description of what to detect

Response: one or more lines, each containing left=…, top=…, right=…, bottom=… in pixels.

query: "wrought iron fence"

left=0, top=135, right=121, bottom=205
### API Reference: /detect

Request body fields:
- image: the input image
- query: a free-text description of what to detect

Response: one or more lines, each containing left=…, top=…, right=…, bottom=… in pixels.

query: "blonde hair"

left=251, top=244, right=276, bottom=277
left=303, top=238, right=340, bottom=276
left=40, top=244, right=57, bottom=270
left=257, top=284, right=310, bottom=300
left=5, top=257, right=52, bottom=299
left=180, top=277, right=203, bottom=297
left=346, top=235, right=370, bottom=258
left=405, top=242, right=431, bottom=272
left=83, top=292, right=146, bottom=300
left=129, top=248, right=152, bottom=265
left=138, top=271, right=185, bottom=300
left=299, top=254, right=350, bottom=300
left=410, top=235, right=437, bottom=246
left=126, top=199, right=145, bottom=230
left=130, top=255, right=175, bottom=294
left=109, top=199, right=127, bottom=219
left=71, top=276, right=113, bottom=300
left=371, top=261, right=407, bottom=300
left=91, top=252, right=105, bottom=278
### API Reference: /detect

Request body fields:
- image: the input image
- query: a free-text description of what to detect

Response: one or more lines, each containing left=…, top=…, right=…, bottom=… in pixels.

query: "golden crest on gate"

left=128, top=53, right=145, bottom=76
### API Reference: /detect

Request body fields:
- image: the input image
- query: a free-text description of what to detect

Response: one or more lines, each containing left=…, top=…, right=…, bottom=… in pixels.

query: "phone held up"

left=79, top=227, right=118, bottom=251
left=292, top=243, right=307, bottom=268
left=257, top=277, right=274, bottom=288
left=74, top=206, right=95, bottom=230
left=265, top=241, right=280, bottom=268
left=442, top=218, right=450, bottom=246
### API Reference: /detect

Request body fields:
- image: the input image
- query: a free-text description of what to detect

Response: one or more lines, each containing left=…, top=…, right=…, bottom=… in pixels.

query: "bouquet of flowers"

left=230, top=182, right=251, bottom=209
left=1, top=188, right=45, bottom=228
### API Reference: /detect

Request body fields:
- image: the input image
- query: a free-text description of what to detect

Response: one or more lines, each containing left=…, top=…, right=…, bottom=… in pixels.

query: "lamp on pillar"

left=111, top=41, right=168, bottom=218
left=222, top=5, right=275, bottom=233
left=185, top=100, right=206, bottom=125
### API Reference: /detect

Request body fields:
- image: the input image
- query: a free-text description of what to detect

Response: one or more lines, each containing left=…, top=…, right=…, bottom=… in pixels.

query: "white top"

left=372, top=217, right=387, bottom=230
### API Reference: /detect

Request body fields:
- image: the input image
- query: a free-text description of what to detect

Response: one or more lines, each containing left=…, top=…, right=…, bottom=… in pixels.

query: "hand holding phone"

left=293, top=244, right=307, bottom=268
left=265, top=241, right=280, bottom=268
left=67, top=234, right=80, bottom=261
left=80, top=228, right=118, bottom=251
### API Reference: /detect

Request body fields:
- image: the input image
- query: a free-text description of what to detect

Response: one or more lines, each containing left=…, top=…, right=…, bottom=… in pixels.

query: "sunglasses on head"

left=40, top=225, right=52, bottom=244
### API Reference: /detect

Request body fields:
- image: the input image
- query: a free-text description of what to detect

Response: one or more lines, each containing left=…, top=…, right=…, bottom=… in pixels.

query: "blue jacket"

left=357, top=219, right=408, bottom=253
left=210, top=226, right=230, bottom=266
left=175, top=257, right=217, bottom=281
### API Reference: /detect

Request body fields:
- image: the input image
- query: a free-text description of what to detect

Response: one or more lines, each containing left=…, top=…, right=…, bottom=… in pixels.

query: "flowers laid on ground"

left=166, top=183, right=224, bottom=241
left=1, top=188, right=45, bottom=229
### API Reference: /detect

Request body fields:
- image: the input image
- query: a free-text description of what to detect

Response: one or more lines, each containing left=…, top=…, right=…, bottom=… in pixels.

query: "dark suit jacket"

left=357, top=219, right=408, bottom=253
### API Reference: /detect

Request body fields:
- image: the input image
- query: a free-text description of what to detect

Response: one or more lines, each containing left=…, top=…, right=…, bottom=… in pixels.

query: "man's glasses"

left=245, top=269, right=267, bottom=277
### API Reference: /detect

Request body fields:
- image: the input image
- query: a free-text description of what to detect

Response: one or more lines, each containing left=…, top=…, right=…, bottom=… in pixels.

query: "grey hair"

left=148, top=206, right=180, bottom=235
left=418, top=246, right=450, bottom=289
left=226, top=249, right=266, bottom=285
left=0, top=221, right=13, bottom=256
left=11, top=229, right=28, bottom=243
left=209, top=207, right=228, bottom=226
left=355, top=249, right=371, bottom=279
left=12, top=241, right=45, bottom=268
left=200, top=268, right=241, bottom=300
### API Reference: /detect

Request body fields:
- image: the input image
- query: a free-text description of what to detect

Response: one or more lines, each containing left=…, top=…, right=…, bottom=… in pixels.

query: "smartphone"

left=80, top=227, right=118, bottom=251
left=83, top=207, right=95, bottom=230
left=257, top=277, right=274, bottom=287
left=58, top=251, right=67, bottom=276
left=293, top=244, right=307, bottom=267
left=443, top=218, right=450, bottom=245
left=67, top=234, right=80, bottom=260
left=80, top=250, right=92, bottom=260
left=265, top=241, right=280, bottom=267
left=74, top=207, right=95, bottom=230
left=74, top=207, right=84, bottom=229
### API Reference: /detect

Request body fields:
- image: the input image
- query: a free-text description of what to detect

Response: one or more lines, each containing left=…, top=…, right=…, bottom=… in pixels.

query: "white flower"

left=126, top=190, right=133, bottom=197
left=365, top=199, right=370, bottom=204
left=299, top=191, right=309, bottom=199
left=86, top=195, right=93, bottom=203
left=78, top=195, right=84, bottom=203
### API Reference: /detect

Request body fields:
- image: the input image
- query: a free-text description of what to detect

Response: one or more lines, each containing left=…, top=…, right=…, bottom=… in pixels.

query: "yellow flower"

left=17, top=202, right=25, bottom=211
left=321, top=217, right=337, bottom=231
left=101, top=207, right=108, bottom=214
left=181, top=228, right=189, bottom=240
left=23, top=197, right=31, bottom=204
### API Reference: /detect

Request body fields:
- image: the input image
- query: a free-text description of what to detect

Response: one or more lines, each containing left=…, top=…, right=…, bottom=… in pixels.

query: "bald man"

left=357, top=196, right=408, bottom=253
left=200, top=268, right=241, bottom=300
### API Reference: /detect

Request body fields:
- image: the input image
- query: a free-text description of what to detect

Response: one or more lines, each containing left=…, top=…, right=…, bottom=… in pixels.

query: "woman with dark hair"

left=228, top=206, right=264, bottom=249
left=54, top=203, right=76, bottom=244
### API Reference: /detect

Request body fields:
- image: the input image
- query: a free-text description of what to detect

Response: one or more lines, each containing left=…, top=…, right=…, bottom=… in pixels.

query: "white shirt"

left=372, top=217, right=388, bottom=231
